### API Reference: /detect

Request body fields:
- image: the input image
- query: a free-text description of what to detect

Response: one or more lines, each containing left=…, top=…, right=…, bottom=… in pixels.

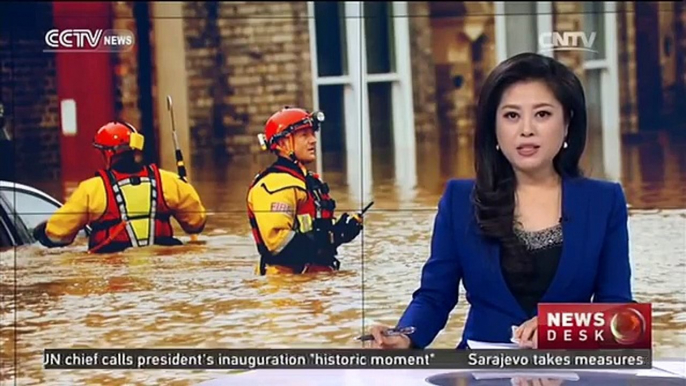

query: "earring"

left=496, top=144, right=500, bottom=151
left=563, top=141, right=568, bottom=149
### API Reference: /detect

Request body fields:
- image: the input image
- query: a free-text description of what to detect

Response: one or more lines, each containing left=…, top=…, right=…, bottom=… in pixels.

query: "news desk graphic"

left=537, top=303, right=651, bottom=350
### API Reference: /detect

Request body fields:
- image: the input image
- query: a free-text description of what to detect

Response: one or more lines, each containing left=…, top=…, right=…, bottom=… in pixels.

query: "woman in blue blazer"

left=368, top=52, right=633, bottom=350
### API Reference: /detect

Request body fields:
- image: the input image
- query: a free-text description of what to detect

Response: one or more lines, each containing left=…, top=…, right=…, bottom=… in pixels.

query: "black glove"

left=32, top=221, right=56, bottom=247
left=332, top=213, right=362, bottom=246
left=269, top=230, right=340, bottom=272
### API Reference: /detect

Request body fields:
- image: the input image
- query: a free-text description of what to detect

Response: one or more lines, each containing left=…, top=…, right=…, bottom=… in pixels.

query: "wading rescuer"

left=247, top=107, right=364, bottom=275
left=33, top=121, right=207, bottom=253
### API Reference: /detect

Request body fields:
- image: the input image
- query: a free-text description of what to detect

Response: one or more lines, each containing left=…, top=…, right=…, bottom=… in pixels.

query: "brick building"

left=1, top=1, right=684, bottom=186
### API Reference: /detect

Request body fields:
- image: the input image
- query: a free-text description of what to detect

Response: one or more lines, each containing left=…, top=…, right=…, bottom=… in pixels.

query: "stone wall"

left=408, top=2, right=438, bottom=142
left=671, top=1, right=686, bottom=123
left=417, top=2, right=496, bottom=140
left=616, top=2, right=686, bottom=134
left=183, top=2, right=313, bottom=158
left=111, top=1, right=160, bottom=163
left=0, top=1, right=149, bottom=182
left=680, top=2, right=686, bottom=95
left=460, top=3, right=496, bottom=137
left=180, top=1, right=450, bottom=153
left=112, top=1, right=141, bottom=130
left=617, top=2, right=639, bottom=135
left=0, top=2, right=61, bottom=181
left=552, top=2, right=585, bottom=82
left=4, top=1, right=684, bottom=178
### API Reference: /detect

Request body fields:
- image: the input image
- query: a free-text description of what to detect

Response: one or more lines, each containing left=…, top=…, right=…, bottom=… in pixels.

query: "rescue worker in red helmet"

left=247, top=107, right=363, bottom=275
left=33, top=121, right=207, bottom=253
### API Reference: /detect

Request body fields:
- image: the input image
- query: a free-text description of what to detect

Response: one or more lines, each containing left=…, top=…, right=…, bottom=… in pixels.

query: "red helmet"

left=257, top=107, right=324, bottom=152
left=93, top=121, right=145, bottom=168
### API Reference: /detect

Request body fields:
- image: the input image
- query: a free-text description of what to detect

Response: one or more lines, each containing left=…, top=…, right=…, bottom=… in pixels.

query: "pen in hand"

left=356, top=326, right=416, bottom=342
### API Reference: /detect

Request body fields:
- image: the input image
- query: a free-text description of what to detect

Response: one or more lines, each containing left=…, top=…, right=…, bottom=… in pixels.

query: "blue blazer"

left=396, top=177, right=633, bottom=349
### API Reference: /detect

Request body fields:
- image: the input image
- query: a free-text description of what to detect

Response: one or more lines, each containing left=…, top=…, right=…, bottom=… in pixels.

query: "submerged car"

left=0, top=180, right=89, bottom=249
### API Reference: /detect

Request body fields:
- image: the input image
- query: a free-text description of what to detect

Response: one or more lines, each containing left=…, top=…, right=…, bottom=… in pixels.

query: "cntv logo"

left=537, top=303, right=651, bottom=349
left=538, top=31, right=598, bottom=54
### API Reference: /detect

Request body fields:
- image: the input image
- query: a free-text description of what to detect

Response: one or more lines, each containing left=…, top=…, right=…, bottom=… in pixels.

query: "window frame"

left=308, top=1, right=417, bottom=197
left=0, top=181, right=91, bottom=244
left=0, top=188, right=30, bottom=246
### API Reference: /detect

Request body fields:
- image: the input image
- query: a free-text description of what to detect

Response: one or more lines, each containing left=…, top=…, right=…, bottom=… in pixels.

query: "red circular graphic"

left=610, top=308, right=646, bottom=345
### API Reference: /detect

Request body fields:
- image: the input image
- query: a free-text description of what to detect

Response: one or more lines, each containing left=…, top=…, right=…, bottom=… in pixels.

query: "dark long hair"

left=472, top=52, right=587, bottom=280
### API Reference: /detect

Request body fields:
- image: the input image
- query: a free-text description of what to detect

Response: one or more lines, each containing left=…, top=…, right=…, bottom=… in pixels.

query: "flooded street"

left=1, top=132, right=685, bottom=385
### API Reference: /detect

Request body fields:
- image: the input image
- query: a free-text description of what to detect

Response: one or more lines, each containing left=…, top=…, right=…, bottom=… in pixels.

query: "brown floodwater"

left=1, top=131, right=685, bottom=385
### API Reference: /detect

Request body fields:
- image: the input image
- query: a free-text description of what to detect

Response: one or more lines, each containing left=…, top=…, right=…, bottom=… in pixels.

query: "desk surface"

left=196, top=360, right=686, bottom=386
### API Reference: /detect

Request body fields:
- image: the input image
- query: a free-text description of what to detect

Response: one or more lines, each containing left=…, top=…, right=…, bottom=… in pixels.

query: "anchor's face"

left=495, top=80, right=569, bottom=175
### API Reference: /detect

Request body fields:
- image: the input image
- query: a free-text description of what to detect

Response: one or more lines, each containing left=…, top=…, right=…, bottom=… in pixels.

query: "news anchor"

left=367, top=52, right=633, bottom=350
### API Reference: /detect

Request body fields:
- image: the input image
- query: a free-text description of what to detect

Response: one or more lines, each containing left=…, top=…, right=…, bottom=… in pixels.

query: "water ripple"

left=0, top=208, right=684, bottom=385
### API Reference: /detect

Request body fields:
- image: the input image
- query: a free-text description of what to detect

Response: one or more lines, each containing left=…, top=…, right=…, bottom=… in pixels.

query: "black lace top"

left=501, top=223, right=564, bottom=317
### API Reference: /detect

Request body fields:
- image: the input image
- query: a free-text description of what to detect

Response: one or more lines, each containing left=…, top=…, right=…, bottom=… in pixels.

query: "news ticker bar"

left=43, top=349, right=651, bottom=370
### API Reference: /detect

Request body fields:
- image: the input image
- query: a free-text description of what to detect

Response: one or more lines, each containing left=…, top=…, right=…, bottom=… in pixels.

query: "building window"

left=582, top=2, right=621, bottom=181
left=364, top=2, right=396, bottom=160
left=504, top=2, right=539, bottom=56
left=318, top=84, right=346, bottom=160
left=368, top=82, right=394, bottom=150
left=309, top=1, right=415, bottom=192
left=495, top=2, right=553, bottom=61
left=364, top=2, right=395, bottom=75
left=314, top=2, right=347, bottom=77
left=582, top=1, right=606, bottom=61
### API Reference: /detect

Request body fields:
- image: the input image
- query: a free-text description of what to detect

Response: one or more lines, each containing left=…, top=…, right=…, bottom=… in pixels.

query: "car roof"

left=0, top=180, right=64, bottom=205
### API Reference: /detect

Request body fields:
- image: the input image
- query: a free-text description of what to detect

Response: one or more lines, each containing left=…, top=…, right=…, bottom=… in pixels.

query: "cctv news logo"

left=537, top=303, right=651, bottom=350
left=44, top=29, right=135, bottom=53
left=538, top=31, right=598, bottom=54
